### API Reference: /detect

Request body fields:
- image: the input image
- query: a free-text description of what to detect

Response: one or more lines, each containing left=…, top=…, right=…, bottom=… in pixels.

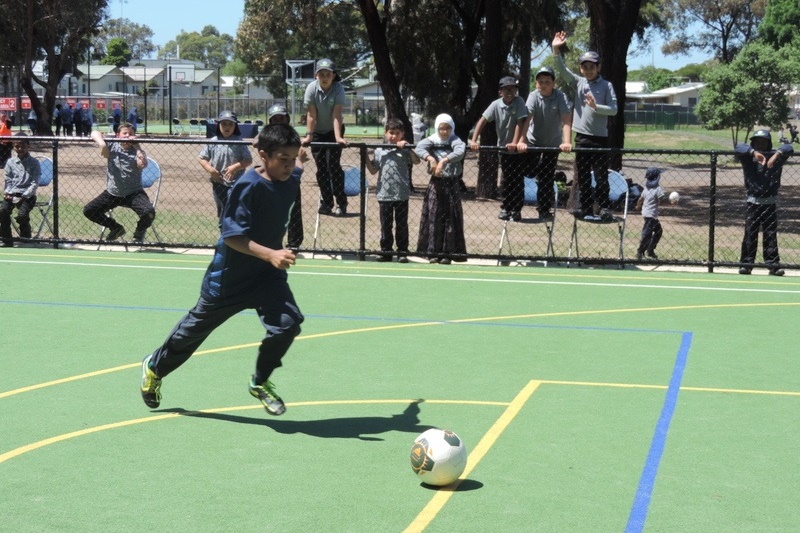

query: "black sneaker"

left=375, top=254, right=392, bottom=262
left=317, top=205, right=333, bottom=215
left=439, top=258, right=451, bottom=265
left=646, top=250, right=658, bottom=259
left=769, top=268, right=785, bottom=277
left=510, top=212, right=522, bottom=222
left=334, top=206, right=346, bottom=216
left=397, top=255, right=409, bottom=263
left=497, top=210, right=512, bottom=221
left=106, top=225, right=126, bottom=242
left=133, top=229, right=146, bottom=242
left=739, top=267, right=752, bottom=275
left=570, top=208, right=585, bottom=219
left=248, top=377, right=286, bottom=416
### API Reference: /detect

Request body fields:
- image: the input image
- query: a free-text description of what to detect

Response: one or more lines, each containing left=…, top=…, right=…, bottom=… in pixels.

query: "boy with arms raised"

left=141, top=124, right=308, bottom=416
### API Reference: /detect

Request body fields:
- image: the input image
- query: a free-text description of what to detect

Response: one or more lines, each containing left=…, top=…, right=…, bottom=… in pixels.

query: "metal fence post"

left=51, top=138, right=59, bottom=247
left=358, top=144, right=367, bottom=261
left=707, top=151, right=717, bottom=273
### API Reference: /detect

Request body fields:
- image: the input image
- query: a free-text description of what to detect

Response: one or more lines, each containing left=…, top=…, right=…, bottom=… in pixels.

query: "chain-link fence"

left=9, top=136, right=799, bottom=272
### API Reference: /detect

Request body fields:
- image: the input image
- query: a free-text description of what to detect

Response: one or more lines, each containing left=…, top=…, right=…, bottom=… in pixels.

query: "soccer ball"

left=410, top=428, right=468, bottom=486
left=669, top=191, right=680, bottom=204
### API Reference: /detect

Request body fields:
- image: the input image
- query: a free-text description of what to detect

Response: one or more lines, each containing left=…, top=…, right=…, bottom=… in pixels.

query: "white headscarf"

left=429, top=113, right=456, bottom=141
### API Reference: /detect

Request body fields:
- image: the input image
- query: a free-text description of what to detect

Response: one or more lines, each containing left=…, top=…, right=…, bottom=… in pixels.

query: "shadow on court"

left=156, top=399, right=434, bottom=441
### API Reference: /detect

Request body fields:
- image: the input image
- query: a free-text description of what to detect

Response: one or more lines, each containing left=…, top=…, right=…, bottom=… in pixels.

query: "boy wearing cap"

left=469, top=76, right=528, bottom=221
left=551, top=31, right=618, bottom=221
left=268, top=103, right=304, bottom=250
left=735, top=130, right=793, bottom=276
left=199, top=110, right=254, bottom=219
left=635, top=168, right=666, bottom=260
left=301, top=58, right=348, bottom=216
left=518, top=66, right=573, bottom=220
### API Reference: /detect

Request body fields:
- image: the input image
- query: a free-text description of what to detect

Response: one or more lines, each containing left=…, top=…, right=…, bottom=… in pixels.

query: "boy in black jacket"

left=735, top=129, right=793, bottom=276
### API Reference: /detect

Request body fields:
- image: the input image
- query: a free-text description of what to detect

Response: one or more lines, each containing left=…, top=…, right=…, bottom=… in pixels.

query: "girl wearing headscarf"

left=414, top=113, right=467, bottom=263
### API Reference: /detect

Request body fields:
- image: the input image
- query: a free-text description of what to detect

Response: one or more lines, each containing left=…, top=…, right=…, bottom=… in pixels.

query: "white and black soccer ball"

left=410, top=428, right=467, bottom=486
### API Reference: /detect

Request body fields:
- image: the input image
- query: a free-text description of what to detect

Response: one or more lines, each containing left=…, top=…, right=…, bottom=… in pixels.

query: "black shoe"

left=0, top=240, right=13, bottom=248
left=497, top=210, right=512, bottom=221
left=636, top=252, right=644, bottom=260
left=570, top=208, right=585, bottom=219
left=538, top=211, right=553, bottom=221
left=439, top=258, right=451, bottom=265
left=334, top=206, right=346, bottom=216
left=739, top=267, right=752, bottom=275
left=510, top=212, right=522, bottom=222
left=397, top=255, right=409, bottom=263
left=429, top=258, right=439, bottom=264
left=248, top=377, right=286, bottom=416
left=133, top=229, right=146, bottom=242
left=769, top=268, right=785, bottom=277
left=375, top=254, right=391, bottom=262
left=106, top=225, right=126, bottom=242
left=646, top=250, right=658, bottom=259
left=317, top=205, right=333, bottom=215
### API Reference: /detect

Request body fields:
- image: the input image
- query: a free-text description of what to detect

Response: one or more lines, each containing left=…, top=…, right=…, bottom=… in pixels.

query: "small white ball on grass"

left=669, top=191, right=680, bottom=204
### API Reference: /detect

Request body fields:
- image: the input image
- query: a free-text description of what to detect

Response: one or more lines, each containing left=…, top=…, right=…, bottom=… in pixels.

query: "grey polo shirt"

left=3, top=154, right=40, bottom=198
left=303, top=80, right=346, bottom=134
left=106, top=142, right=143, bottom=197
left=481, top=96, right=528, bottom=145
left=525, top=89, right=572, bottom=147
left=554, top=54, right=617, bottom=138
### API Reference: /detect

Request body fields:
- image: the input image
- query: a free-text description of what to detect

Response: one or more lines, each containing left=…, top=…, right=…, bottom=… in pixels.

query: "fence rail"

left=7, top=136, right=799, bottom=273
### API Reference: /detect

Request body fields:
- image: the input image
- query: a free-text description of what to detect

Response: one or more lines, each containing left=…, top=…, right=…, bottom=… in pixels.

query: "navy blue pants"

left=638, top=217, right=663, bottom=254
left=150, top=281, right=304, bottom=384
left=741, top=202, right=779, bottom=265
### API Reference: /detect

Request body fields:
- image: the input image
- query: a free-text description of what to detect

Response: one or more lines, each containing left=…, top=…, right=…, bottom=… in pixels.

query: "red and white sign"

left=21, top=98, right=31, bottom=110
left=111, top=100, right=122, bottom=109
left=79, top=100, right=90, bottom=110
left=0, top=98, right=16, bottom=111
left=95, top=100, right=107, bottom=110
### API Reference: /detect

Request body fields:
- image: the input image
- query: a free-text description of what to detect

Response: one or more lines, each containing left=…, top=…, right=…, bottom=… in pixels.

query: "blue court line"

left=625, top=331, right=692, bottom=533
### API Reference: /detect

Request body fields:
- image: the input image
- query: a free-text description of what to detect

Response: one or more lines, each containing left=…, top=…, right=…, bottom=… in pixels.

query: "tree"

left=236, top=0, right=370, bottom=98
left=0, top=0, right=107, bottom=134
left=695, top=42, right=797, bottom=145
left=161, top=26, right=235, bottom=70
left=629, top=65, right=673, bottom=91
left=661, top=0, right=767, bottom=64
left=94, top=18, right=156, bottom=59
left=759, top=0, right=800, bottom=50
left=101, top=37, right=132, bottom=67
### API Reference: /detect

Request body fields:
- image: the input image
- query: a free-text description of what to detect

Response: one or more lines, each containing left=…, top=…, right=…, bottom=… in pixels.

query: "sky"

left=118, top=0, right=709, bottom=70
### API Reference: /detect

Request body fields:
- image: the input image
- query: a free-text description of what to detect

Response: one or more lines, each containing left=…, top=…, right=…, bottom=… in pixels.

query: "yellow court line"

left=3, top=301, right=800, bottom=400
left=0, top=399, right=510, bottom=466
left=403, top=380, right=541, bottom=533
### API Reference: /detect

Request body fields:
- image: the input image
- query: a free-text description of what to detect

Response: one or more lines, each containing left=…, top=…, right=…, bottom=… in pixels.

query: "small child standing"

left=84, top=123, right=154, bottom=242
left=635, top=167, right=665, bottom=260
left=1, top=133, right=41, bottom=247
left=140, top=123, right=307, bottom=416
left=414, top=113, right=467, bottom=264
left=199, top=110, right=253, bottom=218
left=366, top=117, right=420, bottom=262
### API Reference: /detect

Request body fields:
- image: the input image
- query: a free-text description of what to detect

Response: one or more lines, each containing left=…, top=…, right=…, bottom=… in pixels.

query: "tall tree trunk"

left=586, top=0, right=643, bottom=169
left=355, top=0, right=411, bottom=138
left=475, top=0, right=503, bottom=199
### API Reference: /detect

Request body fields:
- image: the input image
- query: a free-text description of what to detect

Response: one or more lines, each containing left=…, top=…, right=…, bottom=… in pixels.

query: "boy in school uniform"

left=1, top=133, right=41, bottom=247
left=140, top=123, right=308, bottom=416
left=469, top=76, right=529, bottom=221
left=366, top=117, right=420, bottom=262
left=84, top=123, right=154, bottom=242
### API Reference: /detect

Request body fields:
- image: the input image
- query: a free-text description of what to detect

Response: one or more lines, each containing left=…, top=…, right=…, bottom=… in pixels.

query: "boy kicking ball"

left=141, top=124, right=308, bottom=415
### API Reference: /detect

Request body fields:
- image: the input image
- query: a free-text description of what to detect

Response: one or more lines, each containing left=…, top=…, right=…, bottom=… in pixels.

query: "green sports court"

left=1, top=248, right=799, bottom=532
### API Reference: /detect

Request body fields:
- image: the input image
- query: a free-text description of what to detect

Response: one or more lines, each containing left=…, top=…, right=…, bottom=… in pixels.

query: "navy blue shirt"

left=201, top=166, right=301, bottom=302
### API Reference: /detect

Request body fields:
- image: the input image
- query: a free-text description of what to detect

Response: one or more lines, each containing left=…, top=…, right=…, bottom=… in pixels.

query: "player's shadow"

left=157, top=399, right=434, bottom=441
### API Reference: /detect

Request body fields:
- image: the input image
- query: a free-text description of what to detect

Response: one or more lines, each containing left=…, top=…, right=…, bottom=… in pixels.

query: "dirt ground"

left=22, top=137, right=800, bottom=266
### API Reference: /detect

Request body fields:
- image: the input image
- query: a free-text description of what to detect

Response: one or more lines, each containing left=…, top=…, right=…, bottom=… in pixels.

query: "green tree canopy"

left=695, top=42, right=798, bottom=145
left=759, top=0, right=800, bottom=50
left=94, top=17, right=156, bottom=59
left=101, top=37, right=132, bottom=67
left=161, top=26, right=234, bottom=69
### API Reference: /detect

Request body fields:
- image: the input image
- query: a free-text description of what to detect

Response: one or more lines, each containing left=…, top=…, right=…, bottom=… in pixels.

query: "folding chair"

left=311, top=166, right=367, bottom=257
left=11, top=157, right=54, bottom=239
left=189, top=119, right=201, bottom=135
left=568, top=170, right=629, bottom=266
left=98, top=157, right=163, bottom=248
left=172, top=118, right=185, bottom=134
left=497, top=177, right=559, bottom=265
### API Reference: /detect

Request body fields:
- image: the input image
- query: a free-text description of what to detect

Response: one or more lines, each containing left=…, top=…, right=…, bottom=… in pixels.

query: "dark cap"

left=499, top=76, right=519, bottom=89
left=535, top=66, right=555, bottom=80
left=644, top=167, right=662, bottom=187
left=217, top=110, right=238, bottom=123
left=315, top=58, right=335, bottom=73
left=267, top=104, right=289, bottom=122
left=579, top=51, right=601, bottom=64
left=750, top=129, right=771, bottom=141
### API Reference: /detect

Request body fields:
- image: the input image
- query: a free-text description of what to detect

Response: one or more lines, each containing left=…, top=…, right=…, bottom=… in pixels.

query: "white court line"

left=2, top=258, right=800, bottom=295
